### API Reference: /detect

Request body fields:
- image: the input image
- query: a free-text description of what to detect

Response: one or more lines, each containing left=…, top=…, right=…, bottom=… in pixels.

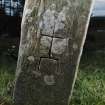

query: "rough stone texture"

left=40, top=4, right=56, bottom=36
left=40, top=36, right=52, bottom=57
left=51, top=38, right=69, bottom=59
left=14, top=0, right=94, bottom=105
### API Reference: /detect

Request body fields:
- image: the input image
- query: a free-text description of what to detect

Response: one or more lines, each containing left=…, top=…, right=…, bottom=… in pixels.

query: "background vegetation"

left=71, top=50, right=105, bottom=105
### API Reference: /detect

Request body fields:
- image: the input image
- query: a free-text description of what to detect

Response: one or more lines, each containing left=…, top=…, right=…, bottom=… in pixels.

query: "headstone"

left=14, top=0, right=94, bottom=105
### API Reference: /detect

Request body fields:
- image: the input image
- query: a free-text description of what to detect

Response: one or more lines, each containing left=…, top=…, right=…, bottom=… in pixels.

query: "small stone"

left=44, top=75, right=55, bottom=85
left=27, top=56, right=35, bottom=62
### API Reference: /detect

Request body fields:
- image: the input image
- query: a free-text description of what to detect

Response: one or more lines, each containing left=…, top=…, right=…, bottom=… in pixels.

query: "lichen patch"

left=73, top=43, right=78, bottom=51
left=51, top=38, right=69, bottom=55
left=54, top=6, right=69, bottom=33
left=27, top=56, right=35, bottom=62
left=38, top=2, right=71, bottom=37
left=44, top=75, right=55, bottom=85
left=32, top=70, right=42, bottom=77
left=40, top=4, right=57, bottom=36
left=40, top=36, right=52, bottom=56
left=24, top=8, right=32, bottom=17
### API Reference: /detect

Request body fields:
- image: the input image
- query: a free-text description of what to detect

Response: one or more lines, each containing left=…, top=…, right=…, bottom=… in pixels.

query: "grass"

left=0, top=50, right=105, bottom=105
left=71, top=50, right=105, bottom=105
left=0, top=53, right=16, bottom=105
left=0, top=69, right=14, bottom=97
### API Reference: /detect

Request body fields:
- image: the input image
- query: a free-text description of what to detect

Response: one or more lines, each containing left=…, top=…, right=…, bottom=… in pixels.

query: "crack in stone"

left=40, top=57, right=59, bottom=61
left=49, top=38, right=53, bottom=58
left=38, top=57, right=42, bottom=71
left=41, top=33, right=69, bottom=39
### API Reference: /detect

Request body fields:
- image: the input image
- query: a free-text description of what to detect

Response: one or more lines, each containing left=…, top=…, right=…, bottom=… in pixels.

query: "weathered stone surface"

left=51, top=38, right=69, bottom=58
left=14, top=0, right=94, bottom=105
left=40, top=58, right=58, bottom=75
left=44, top=75, right=55, bottom=85
left=40, top=36, right=52, bottom=57
left=40, top=4, right=56, bottom=36
left=39, top=0, right=75, bottom=38
left=27, top=56, right=35, bottom=62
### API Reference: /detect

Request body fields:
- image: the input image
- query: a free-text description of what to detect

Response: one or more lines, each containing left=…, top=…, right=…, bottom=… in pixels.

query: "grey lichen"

left=54, top=6, right=69, bottom=33
left=40, top=4, right=57, bottom=35
left=73, top=43, right=78, bottom=51
left=32, top=70, right=42, bottom=77
left=27, top=56, right=35, bottom=62
left=44, top=75, right=55, bottom=85
left=40, top=36, right=52, bottom=56
left=39, top=2, right=71, bottom=36
left=51, top=38, right=69, bottom=55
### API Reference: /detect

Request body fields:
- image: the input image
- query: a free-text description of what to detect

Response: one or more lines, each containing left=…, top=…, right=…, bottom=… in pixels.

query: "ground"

left=0, top=49, right=105, bottom=105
